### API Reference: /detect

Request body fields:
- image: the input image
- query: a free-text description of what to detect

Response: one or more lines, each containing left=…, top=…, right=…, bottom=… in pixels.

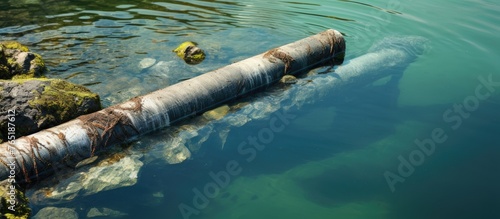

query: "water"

left=1, top=0, right=499, bottom=218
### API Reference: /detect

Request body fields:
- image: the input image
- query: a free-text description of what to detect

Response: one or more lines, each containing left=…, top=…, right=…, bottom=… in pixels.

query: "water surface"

left=1, top=0, right=499, bottom=218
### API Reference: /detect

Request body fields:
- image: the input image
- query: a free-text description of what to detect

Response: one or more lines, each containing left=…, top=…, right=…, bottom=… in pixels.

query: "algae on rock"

left=0, top=78, right=101, bottom=141
left=0, top=41, right=47, bottom=79
left=173, top=41, right=206, bottom=65
left=0, top=180, right=31, bottom=219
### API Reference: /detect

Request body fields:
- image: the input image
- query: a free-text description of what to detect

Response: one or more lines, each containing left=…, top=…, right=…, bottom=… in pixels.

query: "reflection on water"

left=1, top=0, right=358, bottom=107
left=1, top=0, right=500, bottom=219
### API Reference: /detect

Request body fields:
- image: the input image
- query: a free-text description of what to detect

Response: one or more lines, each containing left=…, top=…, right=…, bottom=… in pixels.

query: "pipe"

left=0, top=29, right=346, bottom=183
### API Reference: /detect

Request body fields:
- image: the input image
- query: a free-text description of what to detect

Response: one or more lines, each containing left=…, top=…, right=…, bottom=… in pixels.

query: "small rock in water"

left=203, top=105, right=230, bottom=120
left=173, top=41, right=205, bottom=65
left=164, top=139, right=192, bottom=164
left=152, top=191, right=164, bottom=198
left=225, top=114, right=250, bottom=127
left=82, top=155, right=143, bottom=196
left=87, top=207, right=128, bottom=218
left=138, top=58, right=156, bottom=69
left=29, top=154, right=143, bottom=205
left=33, top=207, right=78, bottom=219
left=279, top=75, right=298, bottom=84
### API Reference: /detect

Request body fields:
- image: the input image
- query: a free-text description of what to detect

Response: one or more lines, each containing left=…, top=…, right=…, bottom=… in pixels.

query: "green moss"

left=10, top=53, right=47, bottom=79
left=31, top=53, right=46, bottom=75
left=173, top=41, right=196, bottom=58
left=0, top=41, right=29, bottom=52
left=12, top=77, right=49, bottom=82
left=173, top=41, right=205, bottom=65
left=28, top=79, right=101, bottom=125
left=0, top=45, right=10, bottom=79
left=6, top=57, right=20, bottom=74
left=188, top=52, right=205, bottom=64
left=0, top=182, right=31, bottom=219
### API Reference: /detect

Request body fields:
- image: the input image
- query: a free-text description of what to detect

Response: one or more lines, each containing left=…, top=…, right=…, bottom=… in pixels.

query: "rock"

left=173, top=41, right=206, bottom=65
left=81, top=155, right=142, bottom=196
left=32, top=207, right=78, bottom=219
left=202, top=105, right=230, bottom=120
left=163, top=138, right=192, bottom=164
left=248, top=101, right=277, bottom=120
left=87, top=207, right=127, bottom=218
left=0, top=180, right=31, bottom=219
left=0, top=41, right=47, bottom=79
left=138, top=58, right=156, bottom=69
left=152, top=191, right=164, bottom=198
left=29, top=154, right=143, bottom=205
left=0, top=78, right=101, bottom=141
left=146, top=60, right=174, bottom=77
left=143, top=191, right=165, bottom=207
left=279, top=75, right=298, bottom=84
left=225, top=113, right=250, bottom=127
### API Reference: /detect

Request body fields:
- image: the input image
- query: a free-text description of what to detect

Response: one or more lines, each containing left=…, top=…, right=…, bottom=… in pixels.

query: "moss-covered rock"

left=0, top=41, right=47, bottom=79
left=173, top=41, right=206, bottom=65
left=0, top=41, right=29, bottom=52
left=0, top=180, right=31, bottom=219
left=0, top=78, right=101, bottom=141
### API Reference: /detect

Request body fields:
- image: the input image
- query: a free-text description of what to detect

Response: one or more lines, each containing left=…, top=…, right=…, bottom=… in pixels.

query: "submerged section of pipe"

left=26, top=35, right=428, bottom=205
left=0, top=29, right=345, bottom=183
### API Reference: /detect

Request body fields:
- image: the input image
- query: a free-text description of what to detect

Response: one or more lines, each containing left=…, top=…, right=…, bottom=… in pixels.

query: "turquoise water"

left=1, top=0, right=500, bottom=218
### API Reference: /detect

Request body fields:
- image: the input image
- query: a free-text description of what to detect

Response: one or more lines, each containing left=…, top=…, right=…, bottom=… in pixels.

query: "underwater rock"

left=144, top=60, right=174, bottom=80
left=161, top=127, right=197, bottom=164
left=163, top=139, right=192, bottom=164
left=248, top=101, right=277, bottom=120
left=152, top=191, right=164, bottom=198
left=138, top=58, right=156, bottom=69
left=87, top=207, right=128, bottom=218
left=173, top=41, right=206, bottom=65
left=225, top=113, right=251, bottom=127
left=81, top=155, right=143, bottom=196
left=32, top=207, right=78, bottom=219
left=0, top=41, right=47, bottom=79
left=202, top=105, right=230, bottom=120
left=280, top=75, right=298, bottom=84
left=29, top=154, right=143, bottom=204
left=0, top=180, right=31, bottom=219
left=0, top=78, right=101, bottom=141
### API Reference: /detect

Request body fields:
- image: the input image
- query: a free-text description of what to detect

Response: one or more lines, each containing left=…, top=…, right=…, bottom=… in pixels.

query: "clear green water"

left=1, top=0, right=500, bottom=218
